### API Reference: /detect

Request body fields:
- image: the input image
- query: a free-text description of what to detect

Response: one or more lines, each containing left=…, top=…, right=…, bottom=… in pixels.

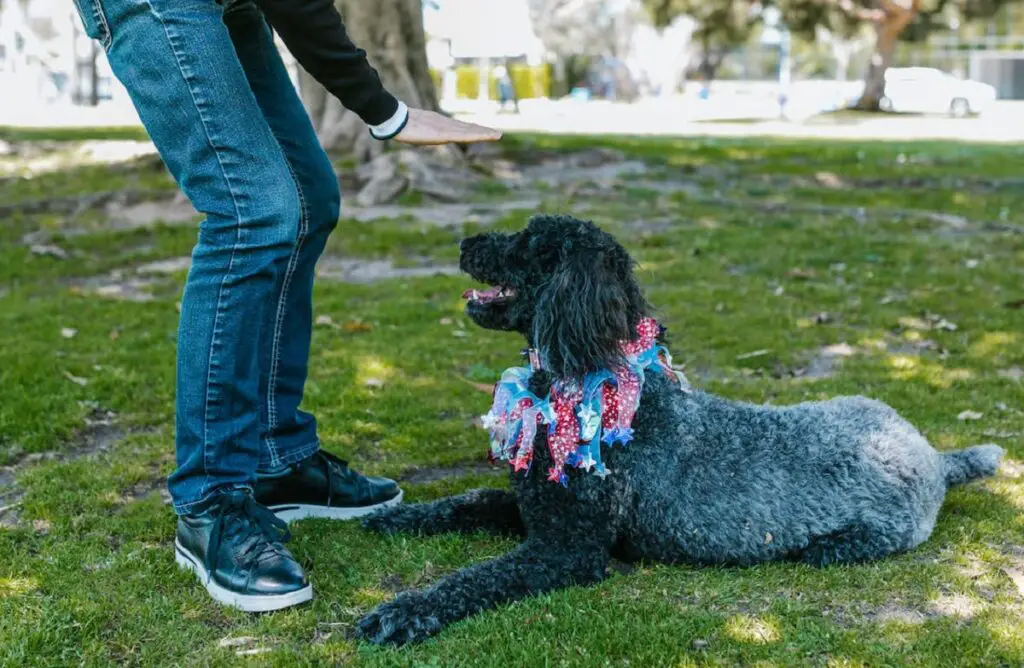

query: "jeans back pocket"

left=72, top=0, right=113, bottom=50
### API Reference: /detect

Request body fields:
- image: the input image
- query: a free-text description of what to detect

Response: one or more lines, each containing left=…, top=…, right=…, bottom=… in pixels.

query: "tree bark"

left=853, top=0, right=920, bottom=111
left=296, top=0, right=479, bottom=206
left=299, top=0, right=440, bottom=156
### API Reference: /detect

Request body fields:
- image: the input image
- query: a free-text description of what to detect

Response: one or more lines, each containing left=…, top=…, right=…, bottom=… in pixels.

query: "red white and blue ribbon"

left=481, top=318, right=689, bottom=486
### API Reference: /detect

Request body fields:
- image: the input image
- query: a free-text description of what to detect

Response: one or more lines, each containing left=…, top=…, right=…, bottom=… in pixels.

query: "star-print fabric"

left=481, top=318, right=689, bottom=486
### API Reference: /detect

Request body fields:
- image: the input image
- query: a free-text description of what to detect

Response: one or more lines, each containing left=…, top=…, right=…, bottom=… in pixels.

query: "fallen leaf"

left=452, top=330, right=468, bottom=338
left=965, top=259, right=980, bottom=269
left=459, top=377, right=495, bottom=394
left=785, top=268, right=816, bottom=280
left=898, top=316, right=931, bottom=331
left=218, top=636, right=257, bottom=649
left=314, top=315, right=338, bottom=329
left=108, top=328, right=121, bottom=341
left=30, top=243, right=68, bottom=260
left=957, top=410, right=983, bottom=422
left=982, top=429, right=1021, bottom=439
left=692, top=639, right=709, bottom=650
left=998, top=367, right=1023, bottom=382
left=342, top=320, right=373, bottom=334
left=439, top=317, right=454, bottom=326
left=815, top=171, right=844, bottom=189
left=60, top=328, right=78, bottom=339
left=32, top=519, right=52, bottom=535
left=821, top=343, right=857, bottom=357
left=736, top=349, right=772, bottom=361
left=363, top=378, right=384, bottom=389
left=62, top=370, right=88, bottom=387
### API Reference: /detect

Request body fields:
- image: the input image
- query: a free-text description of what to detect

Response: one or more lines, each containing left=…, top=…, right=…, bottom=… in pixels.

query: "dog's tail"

left=942, top=444, right=1004, bottom=487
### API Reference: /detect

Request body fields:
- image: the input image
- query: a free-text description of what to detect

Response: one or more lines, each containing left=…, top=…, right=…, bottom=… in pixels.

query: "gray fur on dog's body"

left=355, top=215, right=1003, bottom=645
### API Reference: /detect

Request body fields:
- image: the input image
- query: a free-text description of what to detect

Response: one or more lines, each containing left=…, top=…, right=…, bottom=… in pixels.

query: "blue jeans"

left=73, top=0, right=339, bottom=513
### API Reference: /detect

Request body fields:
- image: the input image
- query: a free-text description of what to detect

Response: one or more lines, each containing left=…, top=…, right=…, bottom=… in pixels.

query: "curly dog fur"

left=355, top=214, right=1004, bottom=645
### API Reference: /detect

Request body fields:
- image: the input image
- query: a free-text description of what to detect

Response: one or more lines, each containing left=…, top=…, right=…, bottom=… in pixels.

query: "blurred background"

left=2, top=0, right=1023, bottom=145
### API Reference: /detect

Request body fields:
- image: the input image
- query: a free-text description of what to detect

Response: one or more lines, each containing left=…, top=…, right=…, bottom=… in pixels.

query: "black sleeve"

left=256, top=0, right=399, bottom=126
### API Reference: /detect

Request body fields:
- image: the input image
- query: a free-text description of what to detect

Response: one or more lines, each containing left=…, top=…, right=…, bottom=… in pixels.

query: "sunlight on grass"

left=989, top=478, right=1024, bottom=511
left=0, top=578, right=38, bottom=597
left=886, top=354, right=973, bottom=389
left=356, top=355, right=396, bottom=387
left=968, top=331, right=1019, bottom=359
left=724, top=614, right=782, bottom=644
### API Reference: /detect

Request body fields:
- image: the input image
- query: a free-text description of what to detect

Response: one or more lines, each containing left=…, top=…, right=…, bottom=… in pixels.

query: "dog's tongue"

left=462, top=286, right=503, bottom=301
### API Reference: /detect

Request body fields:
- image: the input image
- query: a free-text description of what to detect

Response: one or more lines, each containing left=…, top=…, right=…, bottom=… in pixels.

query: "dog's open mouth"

left=462, top=285, right=516, bottom=305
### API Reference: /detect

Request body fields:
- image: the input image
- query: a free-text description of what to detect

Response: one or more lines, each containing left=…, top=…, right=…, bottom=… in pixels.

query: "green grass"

left=1, top=132, right=1022, bottom=666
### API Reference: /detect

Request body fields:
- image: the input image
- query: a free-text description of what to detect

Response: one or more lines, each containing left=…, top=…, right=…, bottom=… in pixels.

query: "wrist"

left=368, top=101, right=409, bottom=140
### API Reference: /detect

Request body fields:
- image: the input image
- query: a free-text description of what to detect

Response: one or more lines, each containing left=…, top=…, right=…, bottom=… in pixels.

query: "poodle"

left=355, top=214, right=1003, bottom=646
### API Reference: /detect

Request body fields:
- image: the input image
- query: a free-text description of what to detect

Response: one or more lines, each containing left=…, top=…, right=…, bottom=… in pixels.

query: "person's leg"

left=86, top=0, right=301, bottom=513
left=77, top=0, right=314, bottom=611
left=221, top=1, right=402, bottom=520
left=220, top=0, right=337, bottom=470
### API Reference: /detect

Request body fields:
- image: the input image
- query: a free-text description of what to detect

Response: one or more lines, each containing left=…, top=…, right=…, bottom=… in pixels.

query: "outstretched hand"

left=393, top=108, right=502, bottom=145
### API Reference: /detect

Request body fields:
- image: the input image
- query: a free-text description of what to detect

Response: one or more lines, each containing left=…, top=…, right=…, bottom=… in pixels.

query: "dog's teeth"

left=472, top=290, right=479, bottom=300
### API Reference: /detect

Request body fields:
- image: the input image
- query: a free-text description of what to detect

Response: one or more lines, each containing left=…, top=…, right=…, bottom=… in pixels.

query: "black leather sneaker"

left=174, top=490, right=312, bottom=612
left=254, top=450, right=403, bottom=522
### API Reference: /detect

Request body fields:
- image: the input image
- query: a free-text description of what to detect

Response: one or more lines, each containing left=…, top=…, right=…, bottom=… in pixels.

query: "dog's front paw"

left=355, top=594, right=443, bottom=646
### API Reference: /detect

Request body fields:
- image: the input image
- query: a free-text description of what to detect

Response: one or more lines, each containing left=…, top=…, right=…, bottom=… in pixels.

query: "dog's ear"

left=532, top=231, right=646, bottom=379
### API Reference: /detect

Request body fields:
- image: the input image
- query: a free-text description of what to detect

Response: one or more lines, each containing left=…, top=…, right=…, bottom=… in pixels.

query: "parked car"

left=880, top=67, right=996, bottom=117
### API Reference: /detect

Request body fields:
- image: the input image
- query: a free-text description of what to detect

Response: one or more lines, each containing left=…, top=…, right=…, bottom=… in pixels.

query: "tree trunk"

left=89, top=42, right=100, bottom=107
left=854, top=1, right=919, bottom=111
left=297, top=0, right=477, bottom=205
left=299, top=0, right=439, bottom=156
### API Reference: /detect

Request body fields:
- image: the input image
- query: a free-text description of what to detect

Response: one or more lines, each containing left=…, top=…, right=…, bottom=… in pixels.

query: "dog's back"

left=613, top=374, right=972, bottom=566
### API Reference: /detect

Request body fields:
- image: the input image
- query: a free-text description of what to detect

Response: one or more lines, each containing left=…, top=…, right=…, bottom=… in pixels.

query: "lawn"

left=1, top=130, right=1022, bottom=667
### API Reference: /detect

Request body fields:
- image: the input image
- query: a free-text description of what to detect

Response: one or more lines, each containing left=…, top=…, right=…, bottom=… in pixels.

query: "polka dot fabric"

left=481, top=318, right=687, bottom=485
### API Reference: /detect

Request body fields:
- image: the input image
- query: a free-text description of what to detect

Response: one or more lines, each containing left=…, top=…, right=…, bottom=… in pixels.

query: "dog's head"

left=459, top=215, right=649, bottom=379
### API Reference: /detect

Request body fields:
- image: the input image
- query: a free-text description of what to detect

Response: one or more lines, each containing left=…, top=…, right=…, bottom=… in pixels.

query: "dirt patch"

left=316, top=257, right=460, bottom=283
left=136, top=257, right=192, bottom=276
left=106, top=195, right=199, bottom=230
left=397, top=461, right=505, bottom=485
left=0, top=466, right=23, bottom=528
left=861, top=604, right=931, bottom=625
left=1, top=408, right=128, bottom=529
left=345, top=198, right=540, bottom=227
left=803, top=343, right=858, bottom=379
left=71, top=271, right=162, bottom=303
left=72, top=252, right=462, bottom=302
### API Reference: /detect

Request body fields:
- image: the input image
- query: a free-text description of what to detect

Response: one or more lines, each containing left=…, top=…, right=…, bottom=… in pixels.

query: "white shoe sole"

left=268, top=490, right=404, bottom=523
left=174, top=540, right=312, bottom=613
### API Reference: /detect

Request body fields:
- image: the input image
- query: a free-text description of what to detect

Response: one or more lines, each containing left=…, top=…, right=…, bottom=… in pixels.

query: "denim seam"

left=263, top=439, right=319, bottom=471
left=93, top=0, right=113, bottom=51
left=142, top=0, right=246, bottom=503
left=71, top=0, right=111, bottom=50
left=263, top=154, right=310, bottom=467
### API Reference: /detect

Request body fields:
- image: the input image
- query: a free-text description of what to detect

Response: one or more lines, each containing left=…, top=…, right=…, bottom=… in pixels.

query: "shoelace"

left=205, top=492, right=291, bottom=578
left=317, top=451, right=364, bottom=506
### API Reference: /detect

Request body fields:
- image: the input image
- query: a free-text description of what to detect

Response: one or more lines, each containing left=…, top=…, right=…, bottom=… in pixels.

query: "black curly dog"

left=355, top=214, right=1003, bottom=645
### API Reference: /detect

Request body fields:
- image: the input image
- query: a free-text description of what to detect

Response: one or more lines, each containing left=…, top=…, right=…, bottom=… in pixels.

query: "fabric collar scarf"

left=481, top=318, right=689, bottom=486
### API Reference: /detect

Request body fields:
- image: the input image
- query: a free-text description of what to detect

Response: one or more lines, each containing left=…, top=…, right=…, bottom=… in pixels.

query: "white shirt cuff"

left=368, top=101, right=409, bottom=140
